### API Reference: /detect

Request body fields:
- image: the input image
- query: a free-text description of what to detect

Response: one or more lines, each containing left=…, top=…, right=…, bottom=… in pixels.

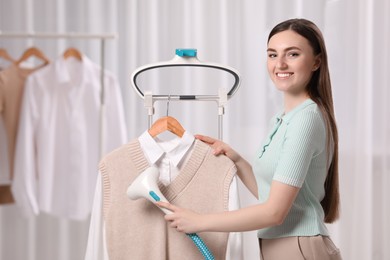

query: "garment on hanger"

left=0, top=48, right=15, bottom=63
left=148, top=115, right=185, bottom=138
left=0, top=66, right=12, bottom=204
left=11, top=55, right=127, bottom=220
left=0, top=63, right=46, bottom=204
left=63, top=47, right=83, bottom=61
left=0, top=116, right=13, bottom=204
left=16, top=46, right=50, bottom=66
left=84, top=130, right=247, bottom=260
left=0, top=117, right=9, bottom=184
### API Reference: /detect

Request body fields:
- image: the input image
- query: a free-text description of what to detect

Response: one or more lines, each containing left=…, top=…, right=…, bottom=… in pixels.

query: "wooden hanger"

left=63, top=47, right=82, bottom=61
left=148, top=116, right=185, bottom=138
left=16, top=47, right=50, bottom=66
left=0, top=48, right=15, bottom=62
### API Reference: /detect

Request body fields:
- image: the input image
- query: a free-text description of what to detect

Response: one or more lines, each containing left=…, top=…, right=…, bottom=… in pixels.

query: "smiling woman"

left=157, top=18, right=342, bottom=260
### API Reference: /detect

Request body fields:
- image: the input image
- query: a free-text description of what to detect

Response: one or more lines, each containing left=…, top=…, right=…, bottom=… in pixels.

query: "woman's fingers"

left=195, top=134, right=217, bottom=145
left=155, top=202, right=202, bottom=233
left=195, top=134, right=239, bottom=162
left=156, top=202, right=182, bottom=230
left=156, top=201, right=176, bottom=212
left=195, top=134, right=225, bottom=154
left=212, top=146, right=226, bottom=155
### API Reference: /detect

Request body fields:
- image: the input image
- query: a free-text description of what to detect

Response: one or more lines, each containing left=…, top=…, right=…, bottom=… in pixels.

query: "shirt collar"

left=55, top=54, right=90, bottom=84
left=277, top=98, right=315, bottom=123
left=138, top=130, right=195, bottom=167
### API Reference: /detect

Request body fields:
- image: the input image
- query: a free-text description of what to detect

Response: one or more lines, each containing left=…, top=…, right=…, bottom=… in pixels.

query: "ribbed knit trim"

left=127, top=139, right=150, bottom=172
left=160, top=139, right=208, bottom=202
left=99, top=162, right=111, bottom=220
left=223, top=164, right=237, bottom=210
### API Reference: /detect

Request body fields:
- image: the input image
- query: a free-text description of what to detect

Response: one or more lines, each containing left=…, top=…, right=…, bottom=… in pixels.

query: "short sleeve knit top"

left=254, top=99, right=330, bottom=238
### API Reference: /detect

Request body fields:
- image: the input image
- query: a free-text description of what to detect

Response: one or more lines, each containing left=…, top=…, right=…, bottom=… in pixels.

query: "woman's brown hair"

left=268, top=18, right=340, bottom=223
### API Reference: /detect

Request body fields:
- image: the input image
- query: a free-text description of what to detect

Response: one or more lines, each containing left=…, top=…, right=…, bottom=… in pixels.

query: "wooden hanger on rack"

left=16, top=47, right=50, bottom=66
left=148, top=116, right=185, bottom=138
left=63, top=47, right=82, bottom=61
left=0, top=48, right=15, bottom=62
left=148, top=96, right=185, bottom=138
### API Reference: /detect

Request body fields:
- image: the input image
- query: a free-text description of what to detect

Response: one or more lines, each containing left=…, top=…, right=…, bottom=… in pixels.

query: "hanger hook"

left=166, top=95, right=170, bottom=117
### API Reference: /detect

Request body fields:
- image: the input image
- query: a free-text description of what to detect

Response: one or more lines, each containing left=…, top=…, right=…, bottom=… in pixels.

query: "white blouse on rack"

left=11, top=55, right=127, bottom=220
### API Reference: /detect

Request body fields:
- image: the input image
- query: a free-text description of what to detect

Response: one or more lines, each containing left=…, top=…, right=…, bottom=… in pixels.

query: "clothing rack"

left=0, top=31, right=117, bottom=158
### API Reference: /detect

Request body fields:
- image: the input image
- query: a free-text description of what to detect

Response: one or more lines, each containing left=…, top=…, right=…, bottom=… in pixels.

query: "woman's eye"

left=287, top=52, right=299, bottom=57
left=268, top=53, right=277, bottom=58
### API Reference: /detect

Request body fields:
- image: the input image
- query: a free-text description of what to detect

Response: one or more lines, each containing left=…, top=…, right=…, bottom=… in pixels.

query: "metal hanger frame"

left=131, top=49, right=241, bottom=140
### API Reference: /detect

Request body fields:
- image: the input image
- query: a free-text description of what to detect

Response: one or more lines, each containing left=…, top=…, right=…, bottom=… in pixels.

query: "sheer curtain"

left=0, top=0, right=388, bottom=259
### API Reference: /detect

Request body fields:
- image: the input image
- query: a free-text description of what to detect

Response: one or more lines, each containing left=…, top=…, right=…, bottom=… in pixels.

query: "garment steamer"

left=127, top=167, right=215, bottom=260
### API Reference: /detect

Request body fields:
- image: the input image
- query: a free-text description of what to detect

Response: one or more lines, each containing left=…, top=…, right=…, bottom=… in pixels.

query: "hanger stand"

left=133, top=49, right=241, bottom=140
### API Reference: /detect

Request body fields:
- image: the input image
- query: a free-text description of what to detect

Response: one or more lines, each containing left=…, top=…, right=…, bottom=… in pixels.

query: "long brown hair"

left=268, top=18, right=340, bottom=223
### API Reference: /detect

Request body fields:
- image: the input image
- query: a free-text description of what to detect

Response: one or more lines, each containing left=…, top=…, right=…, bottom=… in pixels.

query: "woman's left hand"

left=156, top=201, right=205, bottom=234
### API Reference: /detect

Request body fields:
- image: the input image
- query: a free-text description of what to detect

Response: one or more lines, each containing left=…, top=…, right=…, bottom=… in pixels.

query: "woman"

left=158, top=18, right=342, bottom=260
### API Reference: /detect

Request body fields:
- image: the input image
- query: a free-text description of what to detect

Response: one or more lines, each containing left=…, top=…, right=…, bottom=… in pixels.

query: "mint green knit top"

left=254, top=99, right=330, bottom=238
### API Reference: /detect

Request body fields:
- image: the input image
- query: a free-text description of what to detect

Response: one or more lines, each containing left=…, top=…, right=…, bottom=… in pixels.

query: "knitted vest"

left=99, top=139, right=236, bottom=260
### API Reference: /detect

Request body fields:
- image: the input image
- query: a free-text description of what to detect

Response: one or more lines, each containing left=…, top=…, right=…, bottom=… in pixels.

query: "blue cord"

left=147, top=191, right=214, bottom=259
left=186, top=233, right=215, bottom=260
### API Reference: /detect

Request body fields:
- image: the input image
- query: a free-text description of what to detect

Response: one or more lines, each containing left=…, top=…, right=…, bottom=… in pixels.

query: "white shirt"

left=84, top=131, right=244, bottom=260
left=11, top=56, right=127, bottom=220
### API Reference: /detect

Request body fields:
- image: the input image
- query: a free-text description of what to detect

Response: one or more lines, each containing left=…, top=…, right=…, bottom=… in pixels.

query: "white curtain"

left=0, top=0, right=389, bottom=259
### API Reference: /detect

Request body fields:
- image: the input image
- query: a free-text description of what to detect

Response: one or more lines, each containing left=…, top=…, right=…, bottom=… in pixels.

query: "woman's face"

left=267, top=30, right=320, bottom=96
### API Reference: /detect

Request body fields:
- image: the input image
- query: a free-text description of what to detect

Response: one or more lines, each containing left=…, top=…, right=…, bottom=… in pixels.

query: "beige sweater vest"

left=99, top=139, right=236, bottom=260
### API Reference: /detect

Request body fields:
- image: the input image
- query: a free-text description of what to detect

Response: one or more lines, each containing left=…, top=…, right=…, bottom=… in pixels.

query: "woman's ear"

left=312, top=55, right=321, bottom=71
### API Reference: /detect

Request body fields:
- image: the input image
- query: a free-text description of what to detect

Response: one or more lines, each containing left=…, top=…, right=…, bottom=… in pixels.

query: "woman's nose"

left=276, top=57, right=288, bottom=69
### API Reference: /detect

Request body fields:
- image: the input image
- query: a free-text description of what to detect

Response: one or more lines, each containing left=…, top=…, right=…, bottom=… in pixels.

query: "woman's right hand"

left=195, top=134, right=241, bottom=163
left=196, top=134, right=258, bottom=198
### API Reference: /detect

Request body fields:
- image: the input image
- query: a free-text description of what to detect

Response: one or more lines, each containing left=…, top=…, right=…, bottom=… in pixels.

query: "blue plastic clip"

left=175, top=48, right=197, bottom=57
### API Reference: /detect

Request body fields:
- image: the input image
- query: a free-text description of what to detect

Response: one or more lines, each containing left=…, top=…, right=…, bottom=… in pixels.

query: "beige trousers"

left=259, top=236, right=342, bottom=260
